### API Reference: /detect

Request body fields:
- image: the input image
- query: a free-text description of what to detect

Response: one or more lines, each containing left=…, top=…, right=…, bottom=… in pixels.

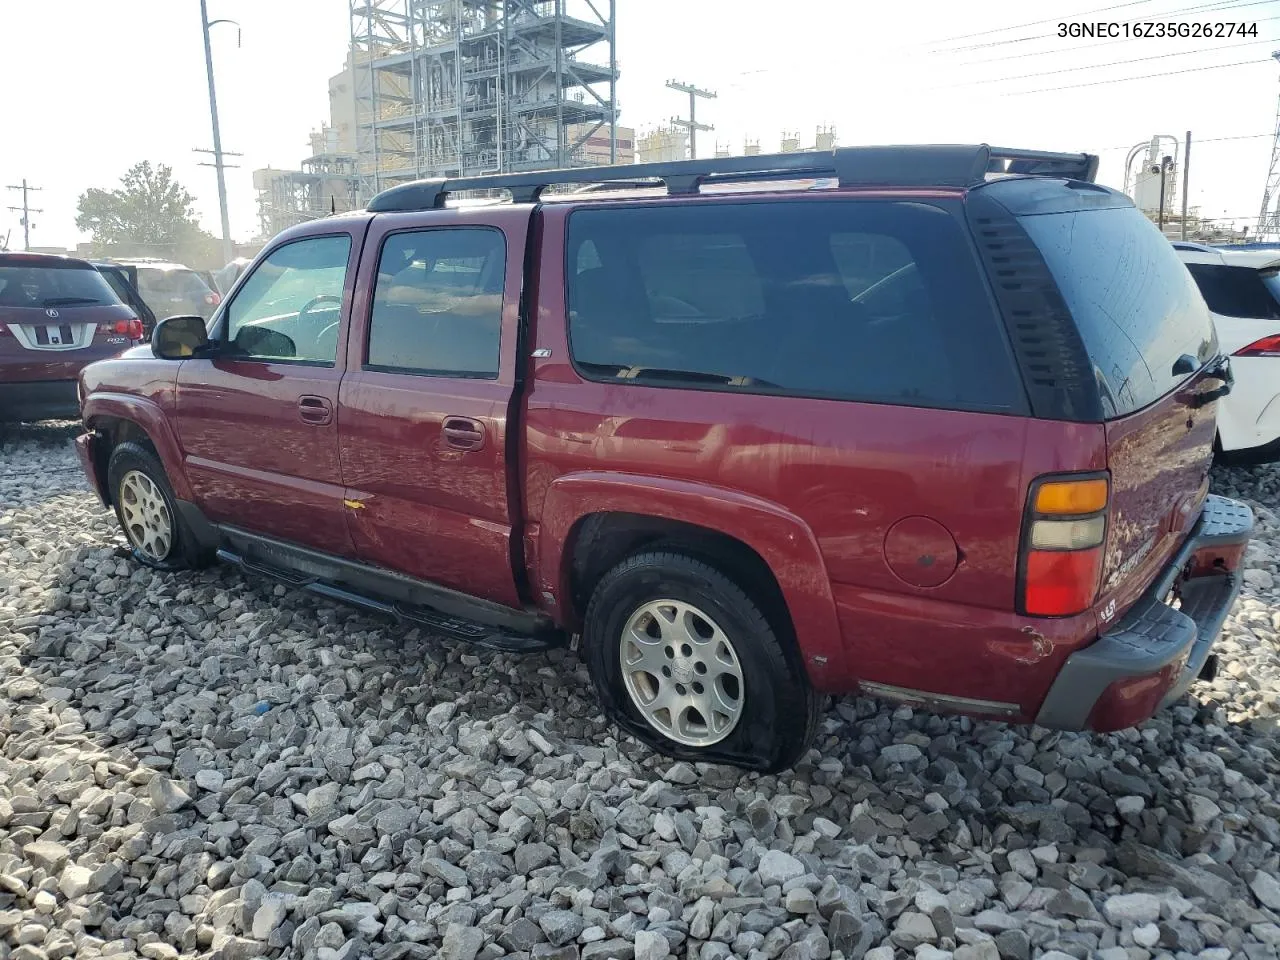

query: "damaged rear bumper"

left=1035, top=494, right=1253, bottom=732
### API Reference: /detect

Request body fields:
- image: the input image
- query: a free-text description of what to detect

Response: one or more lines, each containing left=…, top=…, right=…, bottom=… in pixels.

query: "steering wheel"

left=297, top=294, right=342, bottom=327
left=315, top=321, right=341, bottom=360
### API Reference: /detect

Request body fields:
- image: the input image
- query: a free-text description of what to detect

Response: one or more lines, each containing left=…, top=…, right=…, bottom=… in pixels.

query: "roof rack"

left=366, top=143, right=1100, bottom=213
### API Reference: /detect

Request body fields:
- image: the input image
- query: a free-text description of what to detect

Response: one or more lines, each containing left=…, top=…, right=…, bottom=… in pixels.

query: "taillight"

left=1233, top=334, right=1280, bottom=358
left=1019, top=474, right=1109, bottom=617
left=0, top=322, right=8, bottom=336
left=111, top=318, right=145, bottom=340
left=205, top=292, right=221, bottom=306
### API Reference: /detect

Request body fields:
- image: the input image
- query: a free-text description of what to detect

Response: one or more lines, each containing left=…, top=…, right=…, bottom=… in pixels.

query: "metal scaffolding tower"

left=1258, top=51, right=1280, bottom=241
left=348, top=0, right=618, bottom=202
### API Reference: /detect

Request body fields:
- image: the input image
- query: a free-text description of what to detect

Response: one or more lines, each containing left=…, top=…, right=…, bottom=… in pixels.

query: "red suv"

left=75, top=145, right=1252, bottom=771
left=1, top=252, right=145, bottom=423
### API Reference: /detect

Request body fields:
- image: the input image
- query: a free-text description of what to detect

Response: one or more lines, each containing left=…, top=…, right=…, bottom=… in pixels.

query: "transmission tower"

left=1257, top=51, right=1280, bottom=240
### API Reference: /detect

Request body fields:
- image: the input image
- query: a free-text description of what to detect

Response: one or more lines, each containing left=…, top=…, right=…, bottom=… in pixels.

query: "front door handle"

left=298, top=395, right=332, bottom=425
left=442, top=416, right=486, bottom=451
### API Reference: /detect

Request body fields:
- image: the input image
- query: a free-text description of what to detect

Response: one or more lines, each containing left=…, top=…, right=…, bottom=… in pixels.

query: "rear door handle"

left=442, top=416, right=486, bottom=451
left=298, top=395, right=332, bottom=425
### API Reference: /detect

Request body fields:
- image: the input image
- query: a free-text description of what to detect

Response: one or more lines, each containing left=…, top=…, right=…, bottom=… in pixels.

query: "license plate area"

left=34, top=324, right=76, bottom=346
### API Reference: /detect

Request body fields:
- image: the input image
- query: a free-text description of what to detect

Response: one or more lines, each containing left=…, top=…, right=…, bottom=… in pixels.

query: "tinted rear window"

left=1185, top=263, right=1280, bottom=320
left=565, top=200, right=1025, bottom=412
left=0, top=263, right=121, bottom=309
left=137, top=269, right=211, bottom=298
left=1018, top=205, right=1215, bottom=417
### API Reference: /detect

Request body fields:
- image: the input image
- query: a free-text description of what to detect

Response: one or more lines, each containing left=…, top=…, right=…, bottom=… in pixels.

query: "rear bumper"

left=0, top=380, right=80, bottom=423
left=1035, top=494, right=1253, bottom=731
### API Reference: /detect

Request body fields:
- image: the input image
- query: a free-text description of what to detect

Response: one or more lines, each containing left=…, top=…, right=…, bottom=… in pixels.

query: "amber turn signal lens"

left=1034, top=478, right=1108, bottom=515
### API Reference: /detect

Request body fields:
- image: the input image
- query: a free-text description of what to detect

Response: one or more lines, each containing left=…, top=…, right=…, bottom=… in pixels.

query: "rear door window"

left=565, top=200, right=1026, bottom=412
left=1185, top=263, right=1280, bottom=321
left=1018, top=205, right=1216, bottom=416
left=366, top=228, right=505, bottom=378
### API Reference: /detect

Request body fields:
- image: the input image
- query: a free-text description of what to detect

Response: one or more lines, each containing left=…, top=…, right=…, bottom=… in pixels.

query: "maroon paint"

left=1097, top=365, right=1218, bottom=624
left=71, top=182, right=1229, bottom=732
left=172, top=216, right=370, bottom=557
left=338, top=207, right=531, bottom=607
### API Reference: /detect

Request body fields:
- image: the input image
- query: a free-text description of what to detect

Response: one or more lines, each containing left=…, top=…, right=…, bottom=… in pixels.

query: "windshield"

left=0, top=262, right=122, bottom=308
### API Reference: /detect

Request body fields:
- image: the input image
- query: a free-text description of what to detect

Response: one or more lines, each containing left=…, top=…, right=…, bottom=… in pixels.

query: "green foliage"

left=76, top=162, right=219, bottom=265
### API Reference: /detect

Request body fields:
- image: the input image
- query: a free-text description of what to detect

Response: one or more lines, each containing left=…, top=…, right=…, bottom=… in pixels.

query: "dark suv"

left=76, top=145, right=1252, bottom=770
left=1, top=252, right=145, bottom=423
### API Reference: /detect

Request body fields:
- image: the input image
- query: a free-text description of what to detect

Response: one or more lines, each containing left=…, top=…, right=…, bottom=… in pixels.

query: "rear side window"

left=1185, top=263, right=1280, bottom=320
left=0, top=263, right=121, bottom=309
left=565, top=200, right=1025, bottom=412
left=1018, top=206, right=1215, bottom=417
left=367, top=228, right=505, bottom=378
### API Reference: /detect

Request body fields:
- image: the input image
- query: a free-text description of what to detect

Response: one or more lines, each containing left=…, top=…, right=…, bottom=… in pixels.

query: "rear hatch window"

left=0, top=261, right=122, bottom=310
left=137, top=269, right=212, bottom=301
left=1185, top=262, right=1280, bottom=321
left=1017, top=205, right=1216, bottom=417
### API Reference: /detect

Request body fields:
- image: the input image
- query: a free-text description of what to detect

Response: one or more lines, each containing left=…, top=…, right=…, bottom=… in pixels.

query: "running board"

left=215, top=547, right=564, bottom=654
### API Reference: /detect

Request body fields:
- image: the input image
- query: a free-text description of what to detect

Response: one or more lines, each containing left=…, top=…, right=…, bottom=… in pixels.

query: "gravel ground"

left=2, top=422, right=1280, bottom=960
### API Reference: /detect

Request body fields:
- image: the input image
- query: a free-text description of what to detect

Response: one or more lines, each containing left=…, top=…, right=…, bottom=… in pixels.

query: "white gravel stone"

left=1103, top=893, right=1161, bottom=926
left=0, top=424, right=1278, bottom=960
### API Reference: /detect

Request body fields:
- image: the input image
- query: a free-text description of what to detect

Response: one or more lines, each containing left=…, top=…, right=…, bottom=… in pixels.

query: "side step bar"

left=216, top=548, right=565, bottom=654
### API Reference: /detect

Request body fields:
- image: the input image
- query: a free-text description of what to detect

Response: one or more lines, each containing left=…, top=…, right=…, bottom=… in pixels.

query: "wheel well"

left=90, top=417, right=155, bottom=504
left=567, top=512, right=797, bottom=648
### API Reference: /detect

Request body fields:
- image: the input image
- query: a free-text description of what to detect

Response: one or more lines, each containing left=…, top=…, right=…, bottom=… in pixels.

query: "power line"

left=948, top=9, right=1280, bottom=67
left=940, top=0, right=1269, bottom=55
left=1095, top=132, right=1274, bottom=150
left=1007, top=55, right=1273, bottom=94
left=928, top=0, right=1153, bottom=48
left=951, top=36, right=1276, bottom=87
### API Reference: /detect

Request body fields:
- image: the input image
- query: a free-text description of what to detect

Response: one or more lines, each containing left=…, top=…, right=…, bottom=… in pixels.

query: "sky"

left=1, top=0, right=1278, bottom=253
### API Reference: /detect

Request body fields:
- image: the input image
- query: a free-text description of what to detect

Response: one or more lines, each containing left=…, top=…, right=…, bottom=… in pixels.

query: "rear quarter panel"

left=522, top=201, right=1109, bottom=710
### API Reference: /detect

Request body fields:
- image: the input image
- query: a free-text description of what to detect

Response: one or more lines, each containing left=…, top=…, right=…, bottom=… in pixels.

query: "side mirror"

left=1171, top=353, right=1197, bottom=377
left=152, top=315, right=212, bottom=360
left=233, top=325, right=297, bottom=358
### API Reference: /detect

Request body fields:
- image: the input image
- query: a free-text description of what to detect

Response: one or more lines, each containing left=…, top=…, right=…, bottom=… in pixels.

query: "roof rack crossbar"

left=365, top=143, right=1099, bottom=213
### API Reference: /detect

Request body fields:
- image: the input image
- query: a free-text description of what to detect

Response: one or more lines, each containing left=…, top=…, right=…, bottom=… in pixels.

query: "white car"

left=1174, top=242, right=1280, bottom=461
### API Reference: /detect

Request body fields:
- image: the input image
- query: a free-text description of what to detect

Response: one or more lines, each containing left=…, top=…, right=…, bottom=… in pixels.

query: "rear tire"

left=583, top=550, right=819, bottom=772
left=107, top=441, right=210, bottom=571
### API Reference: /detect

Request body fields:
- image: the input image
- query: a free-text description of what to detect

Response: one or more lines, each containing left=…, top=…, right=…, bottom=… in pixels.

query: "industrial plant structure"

left=256, top=0, right=624, bottom=237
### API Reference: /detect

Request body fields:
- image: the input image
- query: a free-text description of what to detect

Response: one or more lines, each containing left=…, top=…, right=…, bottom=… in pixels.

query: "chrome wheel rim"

left=619, top=599, right=744, bottom=747
left=119, top=470, right=173, bottom=561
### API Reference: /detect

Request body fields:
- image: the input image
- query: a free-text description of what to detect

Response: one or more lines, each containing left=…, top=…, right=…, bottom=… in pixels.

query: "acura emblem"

left=45, top=308, right=59, bottom=319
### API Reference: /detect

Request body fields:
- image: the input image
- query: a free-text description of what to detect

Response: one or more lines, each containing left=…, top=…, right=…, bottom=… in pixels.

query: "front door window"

left=224, top=235, right=352, bottom=363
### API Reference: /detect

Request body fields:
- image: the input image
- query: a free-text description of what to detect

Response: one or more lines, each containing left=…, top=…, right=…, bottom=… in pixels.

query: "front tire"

left=583, top=551, right=819, bottom=772
left=106, top=441, right=207, bottom=571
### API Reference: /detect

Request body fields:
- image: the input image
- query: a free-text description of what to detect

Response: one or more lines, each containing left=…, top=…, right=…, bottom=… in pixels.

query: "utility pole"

left=1157, top=155, right=1173, bottom=233
left=1181, top=131, right=1191, bottom=241
left=1258, top=51, right=1280, bottom=240
left=199, top=0, right=239, bottom=265
left=667, top=80, right=716, bottom=160
left=5, top=179, right=43, bottom=251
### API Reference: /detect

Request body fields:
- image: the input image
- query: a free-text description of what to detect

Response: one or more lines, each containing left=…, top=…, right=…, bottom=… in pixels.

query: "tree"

left=76, top=162, right=219, bottom=264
